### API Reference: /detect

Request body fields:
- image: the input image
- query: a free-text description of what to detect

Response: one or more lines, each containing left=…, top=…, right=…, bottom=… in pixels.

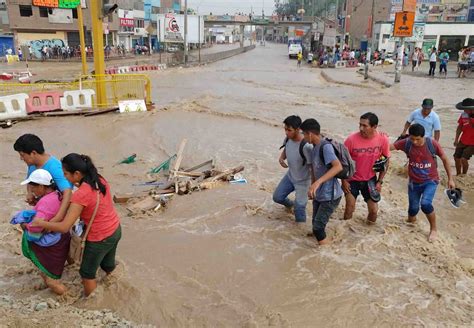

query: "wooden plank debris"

left=170, top=139, right=187, bottom=179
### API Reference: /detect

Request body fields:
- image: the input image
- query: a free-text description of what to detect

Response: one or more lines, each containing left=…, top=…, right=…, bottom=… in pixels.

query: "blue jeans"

left=408, top=180, right=438, bottom=217
left=273, top=174, right=310, bottom=222
left=312, top=197, right=341, bottom=241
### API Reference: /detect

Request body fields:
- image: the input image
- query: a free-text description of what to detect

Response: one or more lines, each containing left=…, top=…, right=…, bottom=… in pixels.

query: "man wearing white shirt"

left=428, top=47, right=437, bottom=76
left=400, top=99, right=441, bottom=141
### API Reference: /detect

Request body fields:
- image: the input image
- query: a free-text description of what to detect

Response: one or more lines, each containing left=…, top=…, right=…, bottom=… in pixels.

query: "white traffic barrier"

left=0, top=93, right=29, bottom=120
left=60, top=89, right=96, bottom=111
left=118, top=66, right=131, bottom=74
left=335, top=61, right=346, bottom=68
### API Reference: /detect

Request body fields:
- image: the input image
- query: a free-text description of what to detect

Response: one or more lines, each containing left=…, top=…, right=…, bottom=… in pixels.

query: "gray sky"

left=187, top=0, right=276, bottom=16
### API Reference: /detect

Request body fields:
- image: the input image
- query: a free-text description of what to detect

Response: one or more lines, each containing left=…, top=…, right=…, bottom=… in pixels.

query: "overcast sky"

left=187, top=0, right=276, bottom=16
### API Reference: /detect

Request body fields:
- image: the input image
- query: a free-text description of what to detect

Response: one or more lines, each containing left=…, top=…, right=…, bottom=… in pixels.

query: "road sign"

left=402, top=0, right=416, bottom=12
left=393, top=11, right=414, bottom=37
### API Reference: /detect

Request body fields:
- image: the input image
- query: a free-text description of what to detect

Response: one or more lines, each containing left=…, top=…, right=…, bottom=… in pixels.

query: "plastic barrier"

left=335, top=61, right=346, bottom=68
left=26, top=90, right=63, bottom=114
left=0, top=93, right=29, bottom=120
left=60, top=89, right=96, bottom=111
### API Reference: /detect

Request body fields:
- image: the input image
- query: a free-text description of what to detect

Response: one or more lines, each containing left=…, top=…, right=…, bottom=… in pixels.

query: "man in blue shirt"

left=300, top=119, right=343, bottom=245
left=400, top=98, right=441, bottom=141
left=14, top=134, right=73, bottom=223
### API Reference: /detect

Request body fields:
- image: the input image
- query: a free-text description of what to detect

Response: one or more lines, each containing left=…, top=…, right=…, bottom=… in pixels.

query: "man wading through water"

left=300, top=119, right=343, bottom=245
left=273, top=116, right=313, bottom=227
left=343, top=113, right=391, bottom=224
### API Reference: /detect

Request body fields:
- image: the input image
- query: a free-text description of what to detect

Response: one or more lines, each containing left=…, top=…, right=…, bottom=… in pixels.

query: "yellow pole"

left=90, top=0, right=106, bottom=107
left=77, top=5, right=88, bottom=76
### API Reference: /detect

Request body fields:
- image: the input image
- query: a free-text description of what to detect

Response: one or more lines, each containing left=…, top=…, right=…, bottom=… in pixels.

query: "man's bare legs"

left=367, top=200, right=378, bottom=223
left=426, top=212, right=437, bottom=242
left=343, top=194, right=356, bottom=220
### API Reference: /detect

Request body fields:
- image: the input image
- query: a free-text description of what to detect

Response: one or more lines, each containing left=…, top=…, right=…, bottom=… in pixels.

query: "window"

left=39, top=7, right=48, bottom=17
left=72, top=8, right=78, bottom=19
left=135, top=19, right=144, bottom=28
left=19, top=5, right=33, bottom=17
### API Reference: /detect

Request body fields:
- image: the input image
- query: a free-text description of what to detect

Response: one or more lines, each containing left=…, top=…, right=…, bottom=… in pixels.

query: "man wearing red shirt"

left=343, top=113, right=391, bottom=224
left=392, top=124, right=455, bottom=242
left=453, top=98, right=474, bottom=175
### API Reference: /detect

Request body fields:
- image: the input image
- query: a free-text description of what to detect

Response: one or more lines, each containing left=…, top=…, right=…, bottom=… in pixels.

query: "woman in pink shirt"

left=18, top=169, right=70, bottom=295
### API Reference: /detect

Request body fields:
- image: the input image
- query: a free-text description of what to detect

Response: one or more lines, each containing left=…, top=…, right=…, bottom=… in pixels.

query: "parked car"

left=288, top=43, right=302, bottom=59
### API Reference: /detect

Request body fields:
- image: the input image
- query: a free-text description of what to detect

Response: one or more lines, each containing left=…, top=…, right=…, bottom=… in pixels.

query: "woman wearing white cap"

left=14, top=169, right=70, bottom=295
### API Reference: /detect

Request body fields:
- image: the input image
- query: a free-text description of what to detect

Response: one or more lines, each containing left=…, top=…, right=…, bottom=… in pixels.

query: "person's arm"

left=31, top=203, right=83, bottom=233
left=401, top=121, right=411, bottom=136
left=440, top=153, right=455, bottom=189
left=308, top=159, right=342, bottom=198
left=454, top=125, right=462, bottom=146
left=278, top=149, right=288, bottom=168
left=49, top=189, right=72, bottom=222
left=376, top=158, right=390, bottom=192
left=434, top=130, right=441, bottom=142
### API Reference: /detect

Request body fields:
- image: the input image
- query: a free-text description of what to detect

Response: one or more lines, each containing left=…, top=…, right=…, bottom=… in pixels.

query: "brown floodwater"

left=0, top=43, right=472, bottom=327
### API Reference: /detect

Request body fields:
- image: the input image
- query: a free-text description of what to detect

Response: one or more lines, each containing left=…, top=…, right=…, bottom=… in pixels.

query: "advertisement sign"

left=118, top=9, right=134, bottom=27
left=33, top=0, right=80, bottom=8
left=164, top=13, right=183, bottom=42
left=157, top=14, right=204, bottom=44
left=33, top=0, right=58, bottom=7
left=393, top=11, right=415, bottom=37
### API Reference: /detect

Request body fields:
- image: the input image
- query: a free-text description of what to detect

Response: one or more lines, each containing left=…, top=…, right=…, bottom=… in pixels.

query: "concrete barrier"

left=0, top=93, right=29, bottom=120
left=60, top=89, right=96, bottom=111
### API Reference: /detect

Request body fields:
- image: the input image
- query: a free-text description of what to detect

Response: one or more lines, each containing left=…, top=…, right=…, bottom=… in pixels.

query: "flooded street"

left=1, top=43, right=473, bottom=326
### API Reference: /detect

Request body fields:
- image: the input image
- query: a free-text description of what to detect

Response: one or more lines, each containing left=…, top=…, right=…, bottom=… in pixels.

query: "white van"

left=288, top=44, right=302, bottom=59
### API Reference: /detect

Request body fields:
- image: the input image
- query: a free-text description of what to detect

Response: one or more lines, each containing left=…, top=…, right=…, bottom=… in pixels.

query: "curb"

left=356, top=70, right=392, bottom=88
left=320, top=70, right=372, bottom=89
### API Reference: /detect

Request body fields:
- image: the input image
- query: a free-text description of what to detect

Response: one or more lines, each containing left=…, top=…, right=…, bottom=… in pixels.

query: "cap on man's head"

left=21, top=169, right=53, bottom=186
left=422, top=98, right=434, bottom=109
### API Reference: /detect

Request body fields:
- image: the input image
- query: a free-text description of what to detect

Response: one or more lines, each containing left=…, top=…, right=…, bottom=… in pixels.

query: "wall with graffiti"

left=28, top=39, right=65, bottom=59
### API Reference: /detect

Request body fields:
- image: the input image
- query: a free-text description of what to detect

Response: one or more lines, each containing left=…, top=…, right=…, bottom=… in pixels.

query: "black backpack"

left=280, top=137, right=308, bottom=166
left=318, top=138, right=356, bottom=179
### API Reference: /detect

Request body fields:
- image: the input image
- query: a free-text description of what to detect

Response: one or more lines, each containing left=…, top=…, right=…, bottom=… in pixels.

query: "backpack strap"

left=425, top=138, right=437, bottom=159
left=404, top=138, right=412, bottom=157
left=279, top=137, right=289, bottom=150
left=319, top=139, right=333, bottom=167
left=299, top=140, right=307, bottom=166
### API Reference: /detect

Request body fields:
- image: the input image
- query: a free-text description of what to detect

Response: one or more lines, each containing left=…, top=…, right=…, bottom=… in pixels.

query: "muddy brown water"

left=0, top=43, right=472, bottom=326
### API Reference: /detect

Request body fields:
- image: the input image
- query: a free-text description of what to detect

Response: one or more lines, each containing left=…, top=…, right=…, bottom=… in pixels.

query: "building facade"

left=1, top=0, right=181, bottom=55
left=374, top=21, right=474, bottom=59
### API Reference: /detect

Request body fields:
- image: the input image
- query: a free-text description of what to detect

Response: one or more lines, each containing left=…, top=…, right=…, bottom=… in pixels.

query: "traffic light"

left=101, top=0, right=118, bottom=18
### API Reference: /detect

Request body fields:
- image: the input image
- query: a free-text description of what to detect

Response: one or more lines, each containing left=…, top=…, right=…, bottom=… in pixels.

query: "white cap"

left=21, top=169, right=53, bottom=186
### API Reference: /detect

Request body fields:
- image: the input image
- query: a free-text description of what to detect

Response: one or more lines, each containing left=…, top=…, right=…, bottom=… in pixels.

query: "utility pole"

left=184, top=0, right=188, bottom=65
left=90, top=0, right=106, bottom=106
left=364, top=0, right=375, bottom=80
left=198, top=16, right=201, bottom=63
left=77, top=4, right=87, bottom=75
left=394, top=38, right=404, bottom=82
